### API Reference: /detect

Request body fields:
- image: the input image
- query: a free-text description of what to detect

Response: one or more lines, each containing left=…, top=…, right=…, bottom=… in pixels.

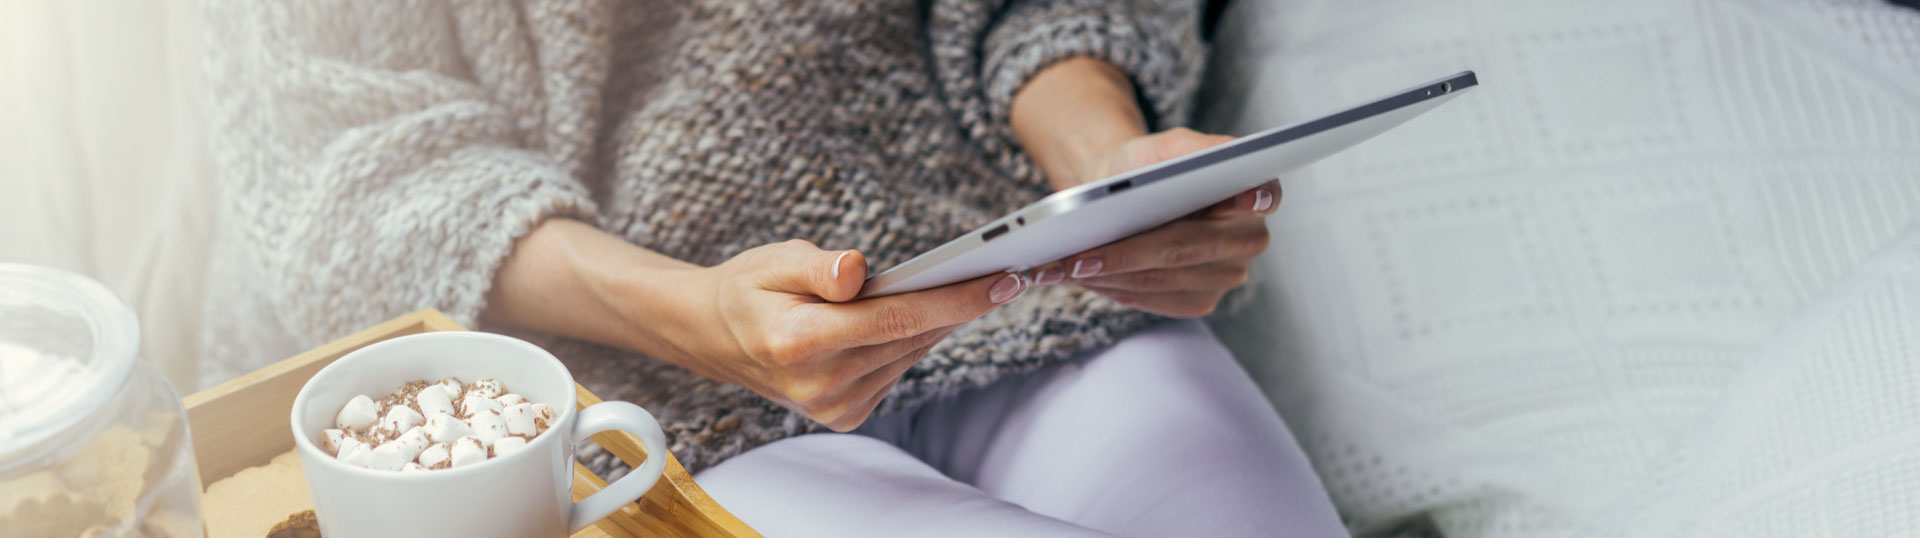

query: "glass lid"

left=0, top=263, right=139, bottom=466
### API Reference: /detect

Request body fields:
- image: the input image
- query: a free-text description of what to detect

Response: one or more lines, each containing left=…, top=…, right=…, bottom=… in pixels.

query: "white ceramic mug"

left=290, top=331, right=668, bottom=537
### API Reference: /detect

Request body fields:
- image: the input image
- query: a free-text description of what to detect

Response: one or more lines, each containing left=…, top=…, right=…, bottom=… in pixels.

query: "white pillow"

left=1198, top=0, right=1920, bottom=536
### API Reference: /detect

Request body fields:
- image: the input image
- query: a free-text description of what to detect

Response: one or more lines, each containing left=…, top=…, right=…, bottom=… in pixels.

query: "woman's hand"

left=686, top=241, right=1027, bottom=430
left=1010, top=58, right=1278, bottom=318
left=1031, top=130, right=1277, bottom=317
left=482, top=221, right=1026, bottom=432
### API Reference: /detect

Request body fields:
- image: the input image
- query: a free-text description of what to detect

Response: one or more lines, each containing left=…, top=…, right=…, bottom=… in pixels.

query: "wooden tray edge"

left=186, top=309, right=454, bottom=484
left=577, top=387, right=762, bottom=538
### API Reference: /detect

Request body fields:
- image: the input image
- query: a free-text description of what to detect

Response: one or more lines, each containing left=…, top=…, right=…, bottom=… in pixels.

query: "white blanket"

left=1198, top=0, right=1920, bottom=536
left=1571, top=223, right=1920, bottom=535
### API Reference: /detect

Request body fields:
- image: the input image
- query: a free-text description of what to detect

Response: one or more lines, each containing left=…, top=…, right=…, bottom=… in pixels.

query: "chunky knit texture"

left=201, top=0, right=1204, bottom=471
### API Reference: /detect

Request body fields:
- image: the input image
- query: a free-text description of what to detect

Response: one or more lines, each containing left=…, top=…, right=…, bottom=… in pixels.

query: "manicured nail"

left=830, top=251, right=851, bottom=279
left=1253, top=189, right=1274, bottom=212
left=1034, top=267, right=1065, bottom=285
left=988, top=272, right=1026, bottom=303
left=1071, top=258, right=1103, bottom=279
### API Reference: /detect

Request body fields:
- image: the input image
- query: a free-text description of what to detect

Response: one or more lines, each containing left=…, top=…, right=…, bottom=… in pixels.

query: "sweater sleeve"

left=203, top=0, right=601, bottom=344
left=928, top=0, right=1208, bottom=187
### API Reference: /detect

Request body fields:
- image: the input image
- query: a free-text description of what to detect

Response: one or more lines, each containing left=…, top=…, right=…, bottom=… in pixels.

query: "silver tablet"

left=859, top=71, right=1479, bottom=298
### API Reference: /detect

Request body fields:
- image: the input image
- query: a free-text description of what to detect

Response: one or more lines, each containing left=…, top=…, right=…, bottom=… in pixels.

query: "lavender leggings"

left=694, top=320, right=1346, bottom=537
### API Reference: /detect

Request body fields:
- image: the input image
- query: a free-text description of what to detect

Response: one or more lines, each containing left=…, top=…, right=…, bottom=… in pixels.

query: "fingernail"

left=1253, top=189, right=1274, bottom=212
left=988, top=272, right=1025, bottom=303
left=1034, top=267, right=1065, bottom=285
left=830, top=251, right=851, bottom=279
left=1071, top=258, right=1103, bottom=279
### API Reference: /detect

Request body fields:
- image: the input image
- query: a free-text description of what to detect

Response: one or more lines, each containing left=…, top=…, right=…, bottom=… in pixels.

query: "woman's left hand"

left=1009, top=58, right=1275, bottom=318
left=1028, top=128, right=1279, bottom=318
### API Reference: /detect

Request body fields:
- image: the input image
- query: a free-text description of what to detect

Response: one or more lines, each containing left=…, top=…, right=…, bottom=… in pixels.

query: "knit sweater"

left=201, top=0, right=1204, bottom=471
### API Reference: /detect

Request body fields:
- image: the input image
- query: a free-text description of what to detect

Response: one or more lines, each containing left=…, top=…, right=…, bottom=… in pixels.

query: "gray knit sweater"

left=202, top=0, right=1204, bottom=471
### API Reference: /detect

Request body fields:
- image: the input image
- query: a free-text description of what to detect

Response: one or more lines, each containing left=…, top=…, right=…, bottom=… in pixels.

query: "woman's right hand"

left=483, top=220, right=1024, bottom=431
left=683, top=240, right=1028, bottom=431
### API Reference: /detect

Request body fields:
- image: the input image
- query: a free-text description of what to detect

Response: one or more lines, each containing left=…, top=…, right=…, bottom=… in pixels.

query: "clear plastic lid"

left=0, top=263, right=140, bottom=467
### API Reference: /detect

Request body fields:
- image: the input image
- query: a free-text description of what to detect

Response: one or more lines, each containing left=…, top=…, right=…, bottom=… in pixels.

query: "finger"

left=825, top=325, right=956, bottom=382
left=1032, top=263, right=1069, bottom=286
left=755, top=240, right=867, bottom=302
left=1203, top=180, right=1282, bottom=219
left=1035, top=219, right=1267, bottom=281
left=845, top=339, right=937, bottom=426
left=821, top=341, right=933, bottom=431
left=1086, top=287, right=1226, bottom=319
left=799, top=271, right=1026, bottom=348
left=836, top=373, right=906, bottom=432
left=1070, top=261, right=1248, bottom=293
left=1030, top=224, right=1200, bottom=284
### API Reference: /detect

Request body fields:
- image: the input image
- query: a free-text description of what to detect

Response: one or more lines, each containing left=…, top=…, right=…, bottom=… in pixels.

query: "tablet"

left=858, top=71, right=1479, bottom=298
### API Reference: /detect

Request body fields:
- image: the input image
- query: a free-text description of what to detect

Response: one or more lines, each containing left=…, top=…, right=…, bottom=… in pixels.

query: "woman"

left=203, top=0, right=1342, bottom=535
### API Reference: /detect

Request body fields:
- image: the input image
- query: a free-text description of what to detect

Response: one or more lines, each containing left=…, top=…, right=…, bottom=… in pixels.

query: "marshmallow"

left=327, top=377, right=555, bottom=473
left=338, top=443, right=373, bottom=468
left=467, top=378, right=504, bottom=400
left=423, top=412, right=473, bottom=445
left=394, top=426, right=430, bottom=460
left=334, top=436, right=367, bottom=459
left=368, top=442, right=412, bottom=471
left=449, top=437, right=488, bottom=468
left=492, top=437, right=528, bottom=459
left=469, top=410, right=509, bottom=446
left=434, top=377, right=463, bottom=397
left=378, top=404, right=424, bottom=437
left=502, top=403, right=539, bottom=437
left=416, top=384, right=457, bottom=418
left=530, top=403, right=557, bottom=429
left=417, top=443, right=451, bottom=469
left=321, top=429, right=347, bottom=452
left=335, top=394, right=378, bottom=430
left=460, top=391, right=504, bottom=418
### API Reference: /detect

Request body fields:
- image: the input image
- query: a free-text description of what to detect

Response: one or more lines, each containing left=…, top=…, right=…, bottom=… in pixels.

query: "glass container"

left=0, top=263, right=203, bottom=537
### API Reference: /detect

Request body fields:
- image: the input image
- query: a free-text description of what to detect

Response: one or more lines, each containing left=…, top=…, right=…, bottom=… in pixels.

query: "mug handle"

left=567, top=401, right=670, bottom=533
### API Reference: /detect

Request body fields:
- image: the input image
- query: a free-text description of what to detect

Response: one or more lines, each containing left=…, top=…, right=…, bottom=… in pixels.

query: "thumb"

left=758, top=241, right=866, bottom=302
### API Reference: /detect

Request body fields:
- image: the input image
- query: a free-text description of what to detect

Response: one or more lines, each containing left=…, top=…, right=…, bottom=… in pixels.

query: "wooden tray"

left=186, top=309, right=760, bottom=537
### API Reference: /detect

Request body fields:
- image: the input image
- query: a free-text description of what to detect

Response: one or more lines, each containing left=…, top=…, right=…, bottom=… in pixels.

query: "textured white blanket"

left=1198, top=0, right=1920, bottom=536
left=1572, top=223, right=1920, bottom=534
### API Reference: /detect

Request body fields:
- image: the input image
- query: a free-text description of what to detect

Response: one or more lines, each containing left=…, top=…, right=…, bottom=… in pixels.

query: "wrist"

left=589, top=252, right=685, bottom=354
left=484, top=219, right=702, bottom=359
left=1010, top=57, right=1148, bottom=190
left=1047, top=123, right=1141, bottom=187
left=584, top=240, right=715, bottom=364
